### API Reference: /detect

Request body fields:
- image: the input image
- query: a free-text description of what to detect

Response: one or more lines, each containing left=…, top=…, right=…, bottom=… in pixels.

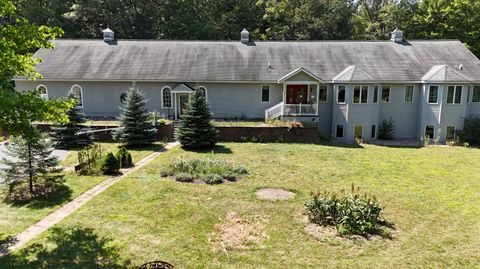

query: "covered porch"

left=265, top=68, right=323, bottom=120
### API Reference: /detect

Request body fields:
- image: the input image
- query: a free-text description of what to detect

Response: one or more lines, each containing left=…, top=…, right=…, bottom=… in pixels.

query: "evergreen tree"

left=0, top=133, right=64, bottom=201
left=51, top=92, right=91, bottom=149
left=113, top=84, right=156, bottom=146
left=177, top=88, right=218, bottom=149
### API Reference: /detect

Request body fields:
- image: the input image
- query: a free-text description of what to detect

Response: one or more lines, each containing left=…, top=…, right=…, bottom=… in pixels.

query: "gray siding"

left=379, top=84, right=420, bottom=139
left=15, top=81, right=282, bottom=119
left=440, top=85, right=467, bottom=141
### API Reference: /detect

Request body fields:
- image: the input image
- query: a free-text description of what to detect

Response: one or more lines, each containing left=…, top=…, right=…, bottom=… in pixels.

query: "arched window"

left=120, top=93, right=128, bottom=104
left=199, top=86, right=207, bottom=100
left=71, top=84, right=83, bottom=107
left=36, top=85, right=48, bottom=99
left=162, top=86, right=172, bottom=108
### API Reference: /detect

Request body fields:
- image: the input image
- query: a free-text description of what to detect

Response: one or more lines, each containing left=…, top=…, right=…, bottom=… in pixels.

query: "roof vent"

left=391, top=28, right=403, bottom=43
left=241, top=28, right=249, bottom=44
left=102, top=27, right=115, bottom=42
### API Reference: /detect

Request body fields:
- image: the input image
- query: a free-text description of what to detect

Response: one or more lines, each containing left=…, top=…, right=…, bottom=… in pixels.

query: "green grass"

left=2, top=143, right=480, bottom=268
left=0, top=142, right=163, bottom=244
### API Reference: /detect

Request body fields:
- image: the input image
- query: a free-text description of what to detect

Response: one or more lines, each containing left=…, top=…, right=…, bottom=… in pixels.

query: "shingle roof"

left=332, top=65, right=375, bottom=82
left=24, top=39, right=480, bottom=82
left=421, top=64, right=473, bottom=82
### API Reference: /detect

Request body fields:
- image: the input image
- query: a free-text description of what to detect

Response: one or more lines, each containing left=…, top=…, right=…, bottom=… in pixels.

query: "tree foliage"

left=1, top=0, right=73, bottom=139
left=113, top=84, right=156, bottom=146
left=9, top=0, right=480, bottom=57
left=0, top=134, right=65, bottom=202
left=177, top=88, right=218, bottom=150
left=51, top=92, right=91, bottom=149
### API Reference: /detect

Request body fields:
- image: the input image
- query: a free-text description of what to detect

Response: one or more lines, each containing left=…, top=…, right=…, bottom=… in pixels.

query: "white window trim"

left=428, top=85, right=440, bottom=104
left=335, top=124, right=345, bottom=139
left=354, top=125, right=364, bottom=140
left=446, top=85, right=463, bottom=105
left=198, top=86, right=208, bottom=100
left=71, top=84, right=83, bottom=108
left=352, top=85, right=368, bottom=104
left=161, top=86, right=173, bottom=108
left=446, top=125, right=456, bottom=140
left=336, top=85, right=346, bottom=104
left=36, top=84, right=48, bottom=100
left=318, top=85, right=328, bottom=103
left=261, top=85, right=270, bottom=103
left=404, top=85, right=414, bottom=103
left=381, top=86, right=391, bottom=103
left=472, top=85, right=480, bottom=103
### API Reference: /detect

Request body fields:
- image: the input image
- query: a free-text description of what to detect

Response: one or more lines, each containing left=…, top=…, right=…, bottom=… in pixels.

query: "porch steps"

left=172, top=121, right=180, bottom=141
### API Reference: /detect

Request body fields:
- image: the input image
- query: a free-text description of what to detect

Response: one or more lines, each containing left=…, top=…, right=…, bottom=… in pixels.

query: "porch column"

left=174, top=92, right=177, bottom=120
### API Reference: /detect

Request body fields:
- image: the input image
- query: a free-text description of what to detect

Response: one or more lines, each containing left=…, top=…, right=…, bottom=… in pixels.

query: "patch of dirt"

left=256, top=188, right=295, bottom=200
left=210, top=212, right=267, bottom=252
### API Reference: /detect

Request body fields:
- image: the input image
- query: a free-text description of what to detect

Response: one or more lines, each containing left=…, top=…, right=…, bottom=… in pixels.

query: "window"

left=261, top=85, right=270, bottom=102
left=473, top=86, right=480, bottom=102
left=319, top=85, right=327, bottom=102
left=371, top=125, right=376, bottom=139
left=381, top=86, right=390, bottom=102
left=428, top=86, right=439, bottom=104
left=404, top=85, right=414, bottom=103
left=447, top=86, right=462, bottom=104
left=336, top=124, right=344, bottom=139
left=425, top=125, right=435, bottom=139
left=71, top=84, right=83, bottom=107
left=446, top=126, right=456, bottom=140
left=353, top=85, right=368, bottom=104
left=120, top=93, right=127, bottom=104
left=373, top=86, right=378, bottom=103
left=36, top=85, right=48, bottom=100
left=337, top=86, right=346, bottom=104
left=161, top=87, right=172, bottom=108
left=199, top=86, right=208, bottom=100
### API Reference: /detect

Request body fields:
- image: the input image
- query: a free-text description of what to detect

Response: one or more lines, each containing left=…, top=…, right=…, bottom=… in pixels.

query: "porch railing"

left=265, top=102, right=318, bottom=120
left=265, top=102, right=284, bottom=120
left=284, top=104, right=318, bottom=116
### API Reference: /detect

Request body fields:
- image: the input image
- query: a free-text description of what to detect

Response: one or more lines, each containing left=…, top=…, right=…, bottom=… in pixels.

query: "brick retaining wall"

left=7, top=124, right=322, bottom=144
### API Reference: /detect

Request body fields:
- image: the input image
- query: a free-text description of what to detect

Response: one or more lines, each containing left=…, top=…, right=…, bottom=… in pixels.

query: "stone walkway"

left=0, top=142, right=178, bottom=257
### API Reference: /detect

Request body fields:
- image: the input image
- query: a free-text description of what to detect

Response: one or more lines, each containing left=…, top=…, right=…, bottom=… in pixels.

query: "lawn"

left=2, top=143, right=480, bottom=268
left=0, top=142, right=163, bottom=244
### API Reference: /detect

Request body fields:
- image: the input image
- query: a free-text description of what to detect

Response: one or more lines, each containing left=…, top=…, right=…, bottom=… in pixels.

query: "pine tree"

left=0, top=133, right=64, bottom=201
left=177, top=87, right=218, bottom=149
left=51, top=92, right=91, bottom=149
left=113, top=84, right=156, bottom=146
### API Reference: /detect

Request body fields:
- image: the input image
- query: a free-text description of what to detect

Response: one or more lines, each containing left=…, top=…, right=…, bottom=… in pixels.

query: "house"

left=14, top=28, right=480, bottom=142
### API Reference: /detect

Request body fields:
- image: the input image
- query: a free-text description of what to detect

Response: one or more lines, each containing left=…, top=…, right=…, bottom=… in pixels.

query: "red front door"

left=286, top=85, right=308, bottom=104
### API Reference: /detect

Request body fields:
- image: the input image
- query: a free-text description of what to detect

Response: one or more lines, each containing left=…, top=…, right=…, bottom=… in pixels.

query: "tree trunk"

left=27, top=142, right=34, bottom=193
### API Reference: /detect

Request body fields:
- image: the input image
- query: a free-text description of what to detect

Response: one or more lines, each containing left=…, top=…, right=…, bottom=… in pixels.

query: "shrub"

left=101, top=152, right=120, bottom=175
left=305, top=186, right=383, bottom=237
left=163, top=158, right=247, bottom=184
left=458, top=116, right=480, bottom=145
left=202, top=174, right=223, bottom=184
left=175, top=173, right=194, bottom=182
left=378, top=118, right=395, bottom=140
left=76, top=144, right=103, bottom=175
left=116, top=146, right=133, bottom=168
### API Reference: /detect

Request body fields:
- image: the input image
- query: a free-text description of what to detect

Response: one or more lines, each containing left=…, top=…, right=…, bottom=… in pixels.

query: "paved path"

left=0, top=142, right=178, bottom=257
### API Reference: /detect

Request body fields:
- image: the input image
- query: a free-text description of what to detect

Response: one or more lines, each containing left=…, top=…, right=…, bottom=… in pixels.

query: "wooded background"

left=12, top=0, right=480, bottom=57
